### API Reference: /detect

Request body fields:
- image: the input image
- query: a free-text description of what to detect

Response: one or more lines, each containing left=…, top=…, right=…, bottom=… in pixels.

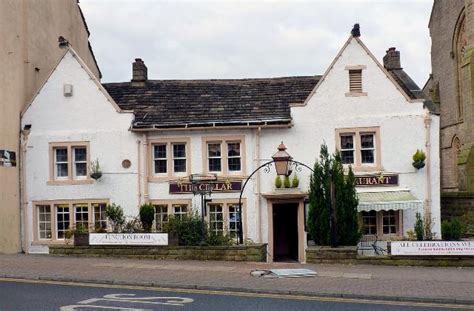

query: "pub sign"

left=355, top=174, right=398, bottom=186
left=170, top=180, right=242, bottom=194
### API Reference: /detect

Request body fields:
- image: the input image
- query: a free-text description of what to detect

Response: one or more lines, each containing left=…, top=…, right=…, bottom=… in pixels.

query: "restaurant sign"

left=89, top=233, right=168, bottom=246
left=169, top=180, right=242, bottom=194
left=391, top=241, right=474, bottom=256
left=355, top=174, right=398, bottom=186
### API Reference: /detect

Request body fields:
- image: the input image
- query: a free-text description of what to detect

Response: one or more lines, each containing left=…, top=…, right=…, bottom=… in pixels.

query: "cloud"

left=80, top=0, right=432, bottom=86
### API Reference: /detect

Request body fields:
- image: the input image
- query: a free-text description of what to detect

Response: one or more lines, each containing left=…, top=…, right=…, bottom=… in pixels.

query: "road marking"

left=0, top=277, right=471, bottom=310
left=79, top=294, right=193, bottom=306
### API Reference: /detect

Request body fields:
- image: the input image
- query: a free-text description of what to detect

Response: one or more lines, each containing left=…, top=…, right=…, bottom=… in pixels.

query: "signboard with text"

left=355, top=174, right=398, bottom=186
left=391, top=241, right=474, bottom=256
left=169, top=181, right=242, bottom=194
left=89, top=233, right=168, bottom=246
left=0, top=150, right=16, bottom=167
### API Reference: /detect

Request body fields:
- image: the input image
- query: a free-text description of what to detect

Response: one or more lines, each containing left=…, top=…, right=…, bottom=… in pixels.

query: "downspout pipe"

left=424, top=110, right=432, bottom=235
left=256, top=127, right=262, bottom=243
left=19, top=127, right=30, bottom=253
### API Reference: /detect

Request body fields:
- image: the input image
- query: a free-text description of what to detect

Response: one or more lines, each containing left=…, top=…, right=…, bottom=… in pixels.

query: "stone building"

left=0, top=0, right=101, bottom=253
left=424, top=0, right=474, bottom=221
left=22, top=30, right=440, bottom=261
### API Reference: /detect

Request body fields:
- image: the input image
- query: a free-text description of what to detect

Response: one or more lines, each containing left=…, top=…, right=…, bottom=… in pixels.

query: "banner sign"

left=355, top=174, right=398, bottom=186
left=169, top=181, right=242, bottom=194
left=391, top=241, right=474, bottom=256
left=89, top=233, right=168, bottom=246
left=0, top=150, right=16, bottom=167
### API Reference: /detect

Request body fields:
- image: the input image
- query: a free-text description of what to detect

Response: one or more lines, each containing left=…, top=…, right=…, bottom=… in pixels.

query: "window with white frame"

left=173, top=204, right=188, bottom=220
left=151, top=140, right=189, bottom=178
left=56, top=204, right=70, bottom=239
left=227, top=142, right=241, bottom=172
left=382, top=210, right=397, bottom=234
left=228, top=204, right=240, bottom=238
left=93, top=203, right=107, bottom=231
left=34, top=201, right=107, bottom=242
left=204, top=137, right=244, bottom=175
left=208, top=204, right=224, bottom=235
left=154, top=204, right=168, bottom=232
left=54, top=148, right=69, bottom=179
left=362, top=211, right=377, bottom=235
left=360, top=134, right=375, bottom=164
left=153, top=144, right=167, bottom=174
left=172, top=143, right=186, bottom=173
left=337, top=128, right=380, bottom=170
left=38, top=205, right=52, bottom=239
left=74, top=204, right=89, bottom=230
left=340, top=135, right=355, bottom=164
left=208, top=143, right=222, bottom=172
left=73, top=147, right=87, bottom=178
left=50, top=142, right=90, bottom=183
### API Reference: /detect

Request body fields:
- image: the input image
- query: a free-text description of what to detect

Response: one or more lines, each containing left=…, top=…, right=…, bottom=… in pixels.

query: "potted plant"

left=412, top=149, right=426, bottom=170
left=73, top=223, right=89, bottom=246
left=90, top=159, right=103, bottom=180
left=275, top=175, right=283, bottom=189
left=283, top=175, right=291, bottom=188
left=291, top=174, right=300, bottom=188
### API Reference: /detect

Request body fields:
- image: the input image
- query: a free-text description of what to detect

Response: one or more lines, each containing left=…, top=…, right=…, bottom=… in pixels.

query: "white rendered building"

left=21, top=31, right=440, bottom=262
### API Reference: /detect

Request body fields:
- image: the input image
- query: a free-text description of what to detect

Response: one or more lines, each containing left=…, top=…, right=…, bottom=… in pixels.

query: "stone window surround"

left=345, top=65, right=368, bottom=97
left=335, top=126, right=381, bottom=171
left=32, top=199, right=109, bottom=245
left=150, top=199, right=192, bottom=225
left=201, top=135, right=246, bottom=178
left=147, top=137, right=192, bottom=182
left=48, top=142, right=93, bottom=185
left=359, top=210, right=402, bottom=239
left=205, top=199, right=247, bottom=239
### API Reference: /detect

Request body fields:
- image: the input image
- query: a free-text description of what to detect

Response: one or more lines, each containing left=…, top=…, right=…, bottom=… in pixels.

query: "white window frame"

left=54, top=147, right=69, bottom=180
left=203, top=136, right=246, bottom=176
left=336, top=127, right=381, bottom=171
left=227, top=142, right=242, bottom=172
left=38, top=205, right=52, bottom=240
left=73, top=147, right=87, bottom=179
left=153, top=143, right=168, bottom=175
left=207, top=142, right=222, bottom=173
left=172, top=143, right=187, bottom=174
left=149, top=138, right=190, bottom=180
left=49, top=142, right=91, bottom=185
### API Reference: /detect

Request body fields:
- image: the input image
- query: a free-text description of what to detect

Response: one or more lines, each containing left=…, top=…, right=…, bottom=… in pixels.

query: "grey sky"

left=80, top=0, right=433, bottom=87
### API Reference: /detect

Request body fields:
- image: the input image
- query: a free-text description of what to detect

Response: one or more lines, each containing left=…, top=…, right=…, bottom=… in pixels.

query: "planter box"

left=74, top=233, right=89, bottom=246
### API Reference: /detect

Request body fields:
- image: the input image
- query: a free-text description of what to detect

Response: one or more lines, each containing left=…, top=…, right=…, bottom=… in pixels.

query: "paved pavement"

left=0, top=254, right=473, bottom=305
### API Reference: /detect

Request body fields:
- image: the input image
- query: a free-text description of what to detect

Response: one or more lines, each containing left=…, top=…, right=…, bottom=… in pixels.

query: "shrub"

left=283, top=175, right=291, bottom=188
left=105, top=203, right=125, bottom=232
left=291, top=174, right=300, bottom=188
left=442, top=218, right=466, bottom=241
left=122, top=216, right=144, bottom=233
left=165, top=212, right=206, bottom=246
left=412, top=149, right=426, bottom=169
left=275, top=175, right=282, bottom=188
left=414, top=212, right=424, bottom=241
left=405, top=229, right=417, bottom=241
left=205, top=231, right=234, bottom=246
left=139, top=203, right=155, bottom=232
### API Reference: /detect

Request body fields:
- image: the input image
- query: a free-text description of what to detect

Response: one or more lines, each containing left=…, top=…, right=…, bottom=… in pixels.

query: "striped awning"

left=357, top=190, right=422, bottom=212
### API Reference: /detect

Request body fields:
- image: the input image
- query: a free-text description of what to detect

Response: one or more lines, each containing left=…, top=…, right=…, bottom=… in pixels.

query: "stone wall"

left=306, top=246, right=357, bottom=264
left=49, top=244, right=267, bottom=262
left=441, top=192, right=474, bottom=222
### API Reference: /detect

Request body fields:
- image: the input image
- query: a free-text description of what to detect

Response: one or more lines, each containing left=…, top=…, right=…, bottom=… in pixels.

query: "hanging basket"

left=412, top=160, right=425, bottom=170
left=91, top=172, right=102, bottom=180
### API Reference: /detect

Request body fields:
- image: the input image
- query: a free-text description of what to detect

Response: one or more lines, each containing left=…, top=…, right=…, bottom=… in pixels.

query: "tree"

left=308, top=143, right=360, bottom=246
left=139, top=203, right=155, bottom=232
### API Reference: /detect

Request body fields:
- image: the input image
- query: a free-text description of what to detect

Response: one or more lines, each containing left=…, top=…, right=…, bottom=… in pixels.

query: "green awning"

left=357, top=190, right=422, bottom=212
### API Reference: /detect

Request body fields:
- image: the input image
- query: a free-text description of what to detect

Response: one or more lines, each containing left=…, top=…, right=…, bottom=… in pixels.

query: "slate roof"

left=103, top=76, right=321, bottom=129
left=387, top=69, right=424, bottom=100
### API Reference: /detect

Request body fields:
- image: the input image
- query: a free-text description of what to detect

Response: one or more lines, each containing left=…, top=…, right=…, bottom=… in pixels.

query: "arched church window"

left=454, top=12, right=467, bottom=121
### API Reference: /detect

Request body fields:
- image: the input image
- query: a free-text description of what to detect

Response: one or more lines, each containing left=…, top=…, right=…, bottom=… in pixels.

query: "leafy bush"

left=122, top=216, right=144, bottom=233
left=106, top=203, right=125, bottom=232
left=165, top=213, right=206, bottom=246
left=291, top=174, right=300, bottom=188
left=283, top=175, right=291, bottom=188
left=412, top=149, right=426, bottom=169
left=442, top=218, right=466, bottom=241
left=205, top=231, right=234, bottom=246
left=414, top=212, right=424, bottom=241
left=275, top=175, right=282, bottom=188
left=405, top=229, right=417, bottom=241
left=139, top=203, right=155, bottom=232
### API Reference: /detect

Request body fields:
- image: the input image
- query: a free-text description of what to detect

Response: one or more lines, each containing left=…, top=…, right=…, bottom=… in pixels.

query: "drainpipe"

left=19, top=128, right=30, bottom=253
left=424, top=110, right=432, bottom=235
left=137, top=138, right=142, bottom=206
left=142, top=133, right=149, bottom=201
left=255, top=127, right=262, bottom=243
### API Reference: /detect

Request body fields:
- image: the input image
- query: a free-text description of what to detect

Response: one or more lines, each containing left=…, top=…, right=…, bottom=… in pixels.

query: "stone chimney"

left=131, top=58, right=147, bottom=86
left=383, top=47, right=402, bottom=70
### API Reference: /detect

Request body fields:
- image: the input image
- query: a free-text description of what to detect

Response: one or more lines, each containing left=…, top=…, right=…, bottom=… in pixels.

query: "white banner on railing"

left=391, top=241, right=474, bottom=256
left=89, top=233, right=168, bottom=246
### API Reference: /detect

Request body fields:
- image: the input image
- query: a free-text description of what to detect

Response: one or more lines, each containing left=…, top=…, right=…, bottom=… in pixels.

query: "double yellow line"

left=0, top=277, right=471, bottom=310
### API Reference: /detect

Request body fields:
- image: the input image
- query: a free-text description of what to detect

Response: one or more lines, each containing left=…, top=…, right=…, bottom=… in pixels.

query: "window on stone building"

left=93, top=203, right=108, bottom=231
left=382, top=210, right=398, bottom=234
left=154, top=204, right=168, bottom=232
left=56, top=204, right=70, bottom=239
left=38, top=205, right=52, bottom=239
left=336, top=127, right=380, bottom=170
left=206, top=201, right=242, bottom=238
left=150, top=139, right=190, bottom=179
left=203, top=136, right=245, bottom=175
left=49, top=142, right=91, bottom=184
left=74, top=204, right=89, bottom=231
left=173, top=204, right=188, bottom=220
left=208, top=204, right=224, bottom=235
left=455, top=13, right=467, bottom=121
left=362, top=211, right=377, bottom=235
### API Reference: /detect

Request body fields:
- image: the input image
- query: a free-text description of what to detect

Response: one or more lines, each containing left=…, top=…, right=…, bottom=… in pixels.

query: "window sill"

left=47, top=179, right=94, bottom=186
left=148, top=175, right=190, bottom=183
left=31, top=240, right=69, bottom=246
left=345, top=92, right=367, bottom=97
left=346, top=165, right=382, bottom=173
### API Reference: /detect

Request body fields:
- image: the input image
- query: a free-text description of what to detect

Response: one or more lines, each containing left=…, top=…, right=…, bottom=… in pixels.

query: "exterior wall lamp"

left=271, top=142, right=293, bottom=176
